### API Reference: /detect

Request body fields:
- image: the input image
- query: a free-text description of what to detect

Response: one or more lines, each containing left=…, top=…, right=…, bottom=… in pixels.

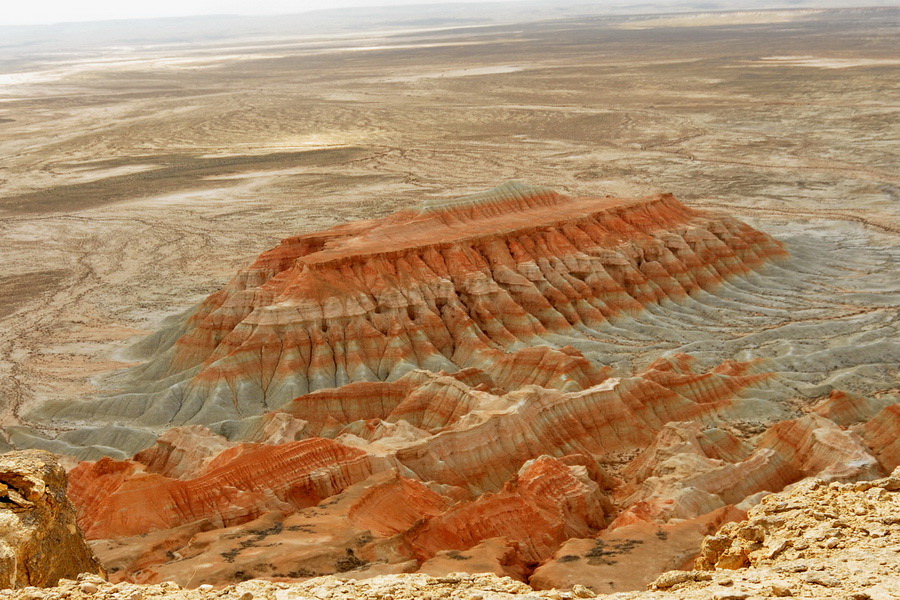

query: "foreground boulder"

left=0, top=450, right=102, bottom=588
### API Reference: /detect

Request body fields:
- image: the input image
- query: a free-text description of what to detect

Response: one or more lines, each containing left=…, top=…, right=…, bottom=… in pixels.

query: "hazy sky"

left=2, top=0, right=522, bottom=26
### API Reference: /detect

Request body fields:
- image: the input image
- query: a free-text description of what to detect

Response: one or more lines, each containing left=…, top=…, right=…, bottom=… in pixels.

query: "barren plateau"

left=0, top=3, right=898, bottom=594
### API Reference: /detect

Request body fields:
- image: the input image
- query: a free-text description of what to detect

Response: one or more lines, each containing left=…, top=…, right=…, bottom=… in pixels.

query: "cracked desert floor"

left=0, top=3, right=898, bottom=591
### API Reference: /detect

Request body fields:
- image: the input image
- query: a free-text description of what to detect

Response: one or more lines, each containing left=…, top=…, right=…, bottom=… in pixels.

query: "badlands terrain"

left=0, top=2, right=898, bottom=594
left=5, top=461, right=900, bottom=598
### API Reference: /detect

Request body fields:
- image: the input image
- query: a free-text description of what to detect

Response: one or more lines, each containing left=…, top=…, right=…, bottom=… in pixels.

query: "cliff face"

left=0, top=450, right=102, bottom=588
left=68, top=438, right=386, bottom=539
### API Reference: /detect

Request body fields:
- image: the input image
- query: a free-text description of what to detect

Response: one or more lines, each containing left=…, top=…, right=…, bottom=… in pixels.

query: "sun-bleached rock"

left=9, top=468, right=899, bottom=598
left=530, top=506, right=742, bottom=592
left=812, top=389, right=894, bottom=427
left=694, top=467, right=900, bottom=572
left=132, top=425, right=233, bottom=479
left=753, top=413, right=882, bottom=483
left=392, top=364, right=771, bottom=495
left=418, top=538, right=529, bottom=581
left=610, top=413, right=884, bottom=527
left=0, top=450, right=102, bottom=588
left=12, top=464, right=900, bottom=600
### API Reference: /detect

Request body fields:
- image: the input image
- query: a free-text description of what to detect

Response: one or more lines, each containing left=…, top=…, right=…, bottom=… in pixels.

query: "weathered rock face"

left=407, top=456, right=613, bottom=563
left=65, top=353, right=769, bottom=543
left=858, top=404, right=900, bottom=472
left=63, top=359, right=898, bottom=588
left=0, top=450, right=102, bottom=588
left=681, top=468, right=900, bottom=597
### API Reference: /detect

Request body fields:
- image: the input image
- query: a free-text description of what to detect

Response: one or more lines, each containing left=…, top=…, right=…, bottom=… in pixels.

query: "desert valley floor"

left=0, top=4, right=898, bottom=593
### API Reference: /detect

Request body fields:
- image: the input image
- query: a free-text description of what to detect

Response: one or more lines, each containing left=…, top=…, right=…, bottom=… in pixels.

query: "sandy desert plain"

left=0, top=1, right=899, bottom=593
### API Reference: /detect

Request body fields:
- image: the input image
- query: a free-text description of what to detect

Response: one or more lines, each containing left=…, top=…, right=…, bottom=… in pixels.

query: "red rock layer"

left=407, top=456, right=613, bottom=563
left=857, top=404, right=900, bottom=472
left=58, top=183, right=900, bottom=589
left=641, top=355, right=771, bottom=407
left=68, top=356, right=772, bottom=542
left=393, top=361, right=774, bottom=493
left=68, top=438, right=385, bottom=539
left=812, top=390, right=888, bottom=427
left=128, top=183, right=785, bottom=423
left=347, top=474, right=451, bottom=536
left=67, top=381, right=897, bottom=588
left=285, top=369, right=497, bottom=437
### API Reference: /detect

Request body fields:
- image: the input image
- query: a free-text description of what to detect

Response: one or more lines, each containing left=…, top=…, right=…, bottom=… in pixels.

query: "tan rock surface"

left=3, top=469, right=899, bottom=599
left=0, top=450, right=102, bottom=588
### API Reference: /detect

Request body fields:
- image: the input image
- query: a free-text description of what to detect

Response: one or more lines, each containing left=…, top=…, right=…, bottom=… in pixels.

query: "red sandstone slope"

left=68, top=371, right=897, bottom=588
left=70, top=353, right=773, bottom=540
left=69, top=438, right=388, bottom=538
left=111, top=182, right=785, bottom=426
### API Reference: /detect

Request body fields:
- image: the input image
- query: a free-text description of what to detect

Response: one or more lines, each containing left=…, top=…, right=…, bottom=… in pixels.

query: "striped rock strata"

left=63, top=182, right=785, bottom=428
left=52, top=184, right=898, bottom=590
left=68, top=354, right=772, bottom=542
left=64, top=360, right=898, bottom=588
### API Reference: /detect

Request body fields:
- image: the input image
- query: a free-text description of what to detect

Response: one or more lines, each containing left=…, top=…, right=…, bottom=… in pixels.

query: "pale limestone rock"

left=0, top=450, right=102, bottom=588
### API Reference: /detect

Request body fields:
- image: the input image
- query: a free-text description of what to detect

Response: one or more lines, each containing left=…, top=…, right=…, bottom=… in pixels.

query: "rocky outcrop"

left=64, top=355, right=768, bottom=541
left=131, top=425, right=234, bottom=480
left=64, top=375, right=898, bottom=588
left=857, top=404, right=900, bottom=472
left=607, top=413, right=883, bottom=529
left=530, top=506, right=743, bottom=593
left=0, top=450, right=102, bottom=588
left=683, top=468, right=900, bottom=598
left=407, top=456, right=613, bottom=563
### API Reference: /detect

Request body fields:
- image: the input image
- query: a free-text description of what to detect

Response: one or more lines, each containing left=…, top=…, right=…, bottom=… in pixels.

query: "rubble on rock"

left=0, top=450, right=102, bottom=588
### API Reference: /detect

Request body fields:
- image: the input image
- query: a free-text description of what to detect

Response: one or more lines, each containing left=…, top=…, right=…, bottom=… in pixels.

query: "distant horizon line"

left=4, top=0, right=530, bottom=28
left=1, top=0, right=893, bottom=29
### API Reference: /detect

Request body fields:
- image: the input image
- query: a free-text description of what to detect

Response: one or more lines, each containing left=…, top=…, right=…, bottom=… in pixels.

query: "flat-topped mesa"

left=103, top=183, right=785, bottom=426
